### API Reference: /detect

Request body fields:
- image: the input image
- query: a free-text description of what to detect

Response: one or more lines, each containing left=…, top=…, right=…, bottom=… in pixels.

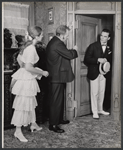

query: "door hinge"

left=74, top=20, right=78, bottom=29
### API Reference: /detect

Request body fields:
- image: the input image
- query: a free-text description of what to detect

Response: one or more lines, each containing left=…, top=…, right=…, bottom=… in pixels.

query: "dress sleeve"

left=22, top=45, right=39, bottom=64
left=17, top=54, right=23, bottom=67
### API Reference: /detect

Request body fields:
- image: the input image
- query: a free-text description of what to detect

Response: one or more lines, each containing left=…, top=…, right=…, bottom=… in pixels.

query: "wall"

left=35, top=2, right=67, bottom=45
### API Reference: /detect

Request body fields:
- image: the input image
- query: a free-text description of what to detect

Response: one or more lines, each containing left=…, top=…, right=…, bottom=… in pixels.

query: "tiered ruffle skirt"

left=11, top=68, right=40, bottom=126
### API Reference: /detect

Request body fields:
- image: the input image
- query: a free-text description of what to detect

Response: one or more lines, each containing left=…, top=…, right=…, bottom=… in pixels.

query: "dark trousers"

left=49, top=83, right=65, bottom=125
left=36, top=77, right=49, bottom=123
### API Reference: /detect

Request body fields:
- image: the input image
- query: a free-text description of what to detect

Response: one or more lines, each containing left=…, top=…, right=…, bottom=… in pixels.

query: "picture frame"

left=48, top=7, right=54, bottom=24
left=48, top=33, right=54, bottom=41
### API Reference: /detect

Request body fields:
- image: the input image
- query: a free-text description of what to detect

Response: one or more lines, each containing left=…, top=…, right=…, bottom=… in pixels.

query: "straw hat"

left=99, top=62, right=110, bottom=75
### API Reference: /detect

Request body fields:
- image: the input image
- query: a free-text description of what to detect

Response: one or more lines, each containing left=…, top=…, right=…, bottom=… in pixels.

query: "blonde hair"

left=28, top=26, right=42, bottom=39
left=19, top=26, right=42, bottom=55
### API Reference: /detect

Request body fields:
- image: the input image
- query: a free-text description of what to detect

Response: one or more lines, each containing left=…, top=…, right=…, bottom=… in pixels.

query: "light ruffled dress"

left=11, top=45, right=41, bottom=127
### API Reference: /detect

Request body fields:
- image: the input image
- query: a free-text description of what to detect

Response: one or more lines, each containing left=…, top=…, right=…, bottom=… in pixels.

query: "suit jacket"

left=84, top=41, right=112, bottom=80
left=46, top=36, right=78, bottom=83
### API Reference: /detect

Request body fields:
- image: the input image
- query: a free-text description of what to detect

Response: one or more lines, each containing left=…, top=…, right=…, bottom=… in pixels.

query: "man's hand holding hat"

left=97, top=58, right=110, bottom=75
left=98, top=58, right=107, bottom=64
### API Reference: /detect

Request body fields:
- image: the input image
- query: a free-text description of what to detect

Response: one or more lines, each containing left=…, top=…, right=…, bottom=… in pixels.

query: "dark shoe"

left=49, top=125, right=65, bottom=133
left=59, top=120, right=70, bottom=124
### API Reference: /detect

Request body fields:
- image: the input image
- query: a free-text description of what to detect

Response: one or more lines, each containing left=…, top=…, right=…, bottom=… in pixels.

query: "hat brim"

left=99, top=62, right=110, bottom=75
left=99, top=64, right=106, bottom=75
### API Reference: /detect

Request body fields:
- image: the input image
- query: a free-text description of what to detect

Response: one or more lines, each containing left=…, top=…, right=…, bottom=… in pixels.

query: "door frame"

left=66, top=2, right=121, bottom=121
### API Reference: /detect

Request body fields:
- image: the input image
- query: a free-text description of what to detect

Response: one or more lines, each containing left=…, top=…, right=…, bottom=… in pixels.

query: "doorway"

left=75, top=14, right=114, bottom=117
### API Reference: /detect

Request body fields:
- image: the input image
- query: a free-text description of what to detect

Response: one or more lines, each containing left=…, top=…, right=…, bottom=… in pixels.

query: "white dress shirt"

left=102, top=45, right=106, bottom=53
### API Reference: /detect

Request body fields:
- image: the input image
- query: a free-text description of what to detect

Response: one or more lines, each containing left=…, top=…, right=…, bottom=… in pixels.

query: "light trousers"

left=90, top=74, right=106, bottom=114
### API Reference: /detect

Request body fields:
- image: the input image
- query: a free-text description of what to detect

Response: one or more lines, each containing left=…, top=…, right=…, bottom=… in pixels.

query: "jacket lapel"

left=97, top=42, right=103, bottom=56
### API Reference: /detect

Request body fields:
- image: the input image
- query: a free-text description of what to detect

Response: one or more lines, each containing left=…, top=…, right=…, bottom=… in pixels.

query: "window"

left=3, top=2, right=29, bottom=35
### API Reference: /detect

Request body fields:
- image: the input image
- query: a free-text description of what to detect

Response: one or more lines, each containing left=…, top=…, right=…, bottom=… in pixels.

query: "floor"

left=3, top=115, right=121, bottom=148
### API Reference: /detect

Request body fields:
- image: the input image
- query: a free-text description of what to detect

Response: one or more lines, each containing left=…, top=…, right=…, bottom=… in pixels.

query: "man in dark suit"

left=46, top=25, right=78, bottom=133
left=84, top=29, right=111, bottom=119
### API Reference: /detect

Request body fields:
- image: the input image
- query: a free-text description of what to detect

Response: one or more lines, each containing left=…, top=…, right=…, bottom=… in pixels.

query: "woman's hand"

left=43, top=71, right=49, bottom=77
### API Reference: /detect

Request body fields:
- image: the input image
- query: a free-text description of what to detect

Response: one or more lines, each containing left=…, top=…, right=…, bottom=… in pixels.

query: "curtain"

left=3, top=2, right=29, bottom=36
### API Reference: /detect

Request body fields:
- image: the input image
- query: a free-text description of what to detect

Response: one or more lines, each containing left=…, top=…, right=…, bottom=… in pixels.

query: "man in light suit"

left=46, top=25, right=78, bottom=133
left=84, top=29, right=111, bottom=119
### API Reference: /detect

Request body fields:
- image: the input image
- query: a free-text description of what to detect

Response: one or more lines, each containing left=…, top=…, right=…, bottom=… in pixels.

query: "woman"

left=10, top=26, right=49, bottom=142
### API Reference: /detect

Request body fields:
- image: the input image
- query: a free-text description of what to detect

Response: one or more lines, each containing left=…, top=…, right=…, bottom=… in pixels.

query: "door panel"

left=75, top=15, right=100, bottom=116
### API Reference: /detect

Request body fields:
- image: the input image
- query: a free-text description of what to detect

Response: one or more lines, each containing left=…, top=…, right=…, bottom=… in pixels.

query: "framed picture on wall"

left=48, top=7, right=54, bottom=24
left=48, top=33, right=54, bottom=41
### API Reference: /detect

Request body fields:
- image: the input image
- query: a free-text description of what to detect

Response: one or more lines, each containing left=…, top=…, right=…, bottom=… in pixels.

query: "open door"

left=75, top=15, right=101, bottom=116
